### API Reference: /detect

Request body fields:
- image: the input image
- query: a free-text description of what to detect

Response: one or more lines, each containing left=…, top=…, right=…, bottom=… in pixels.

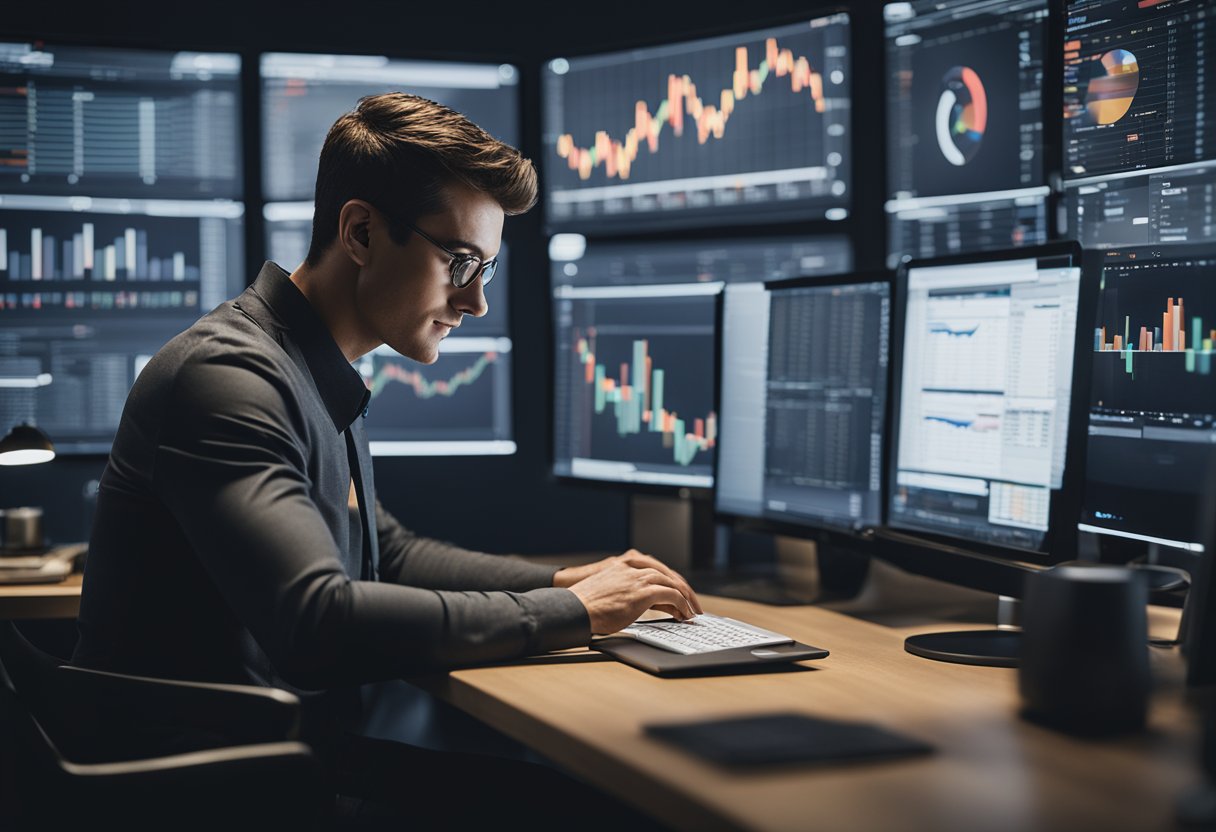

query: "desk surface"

left=0, top=573, right=82, bottom=620
left=412, top=594, right=1199, bottom=832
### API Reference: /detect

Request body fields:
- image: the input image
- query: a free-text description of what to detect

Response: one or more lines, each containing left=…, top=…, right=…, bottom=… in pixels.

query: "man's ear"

left=338, top=200, right=374, bottom=267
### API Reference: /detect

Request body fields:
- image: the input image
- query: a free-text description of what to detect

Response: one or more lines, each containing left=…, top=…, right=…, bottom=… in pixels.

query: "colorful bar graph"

left=575, top=330, right=715, bottom=467
left=555, top=37, right=826, bottom=182
left=1094, top=297, right=1215, bottom=376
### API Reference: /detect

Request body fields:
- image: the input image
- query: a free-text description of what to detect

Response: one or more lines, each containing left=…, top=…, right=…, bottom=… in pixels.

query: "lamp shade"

left=0, top=423, right=56, bottom=466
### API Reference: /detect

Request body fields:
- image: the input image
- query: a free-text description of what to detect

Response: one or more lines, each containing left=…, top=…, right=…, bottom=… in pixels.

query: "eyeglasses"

left=404, top=222, right=498, bottom=289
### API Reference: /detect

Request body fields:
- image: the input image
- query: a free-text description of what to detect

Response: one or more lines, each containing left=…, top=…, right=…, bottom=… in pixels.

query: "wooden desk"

left=0, top=574, right=82, bottom=620
left=412, top=594, right=1199, bottom=832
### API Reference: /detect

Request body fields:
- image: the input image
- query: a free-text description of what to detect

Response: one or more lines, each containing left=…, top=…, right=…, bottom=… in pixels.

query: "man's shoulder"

left=158, top=300, right=290, bottom=374
left=133, top=299, right=305, bottom=411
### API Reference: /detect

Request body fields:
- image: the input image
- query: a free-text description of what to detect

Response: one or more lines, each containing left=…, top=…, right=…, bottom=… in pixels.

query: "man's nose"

left=454, top=278, right=488, bottom=318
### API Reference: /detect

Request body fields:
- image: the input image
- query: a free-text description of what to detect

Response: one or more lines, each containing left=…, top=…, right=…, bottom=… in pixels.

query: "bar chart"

left=1095, top=296, right=1215, bottom=377
left=0, top=217, right=199, bottom=281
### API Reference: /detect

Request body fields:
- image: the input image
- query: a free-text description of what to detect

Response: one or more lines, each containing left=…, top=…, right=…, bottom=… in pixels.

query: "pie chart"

left=1085, top=49, right=1139, bottom=125
left=935, top=66, right=987, bottom=167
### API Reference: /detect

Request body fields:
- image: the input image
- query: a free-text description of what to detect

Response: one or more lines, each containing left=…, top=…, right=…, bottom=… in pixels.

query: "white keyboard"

left=620, top=612, right=794, bottom=655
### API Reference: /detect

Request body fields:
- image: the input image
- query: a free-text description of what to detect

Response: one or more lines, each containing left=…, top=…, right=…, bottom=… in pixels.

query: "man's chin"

left=383, top=340, right=439, bottom=364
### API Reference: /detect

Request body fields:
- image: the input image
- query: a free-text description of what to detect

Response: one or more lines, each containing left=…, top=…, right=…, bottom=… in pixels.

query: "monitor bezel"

left=711, top=269, right=895, bottom=540
left=538, top=7, right=854, bottom=236
left=884, top=240, right=1093, bottom=568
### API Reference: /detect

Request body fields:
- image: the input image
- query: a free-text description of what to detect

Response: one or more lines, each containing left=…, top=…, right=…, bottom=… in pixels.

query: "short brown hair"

left=305, top=93, right=537, bottom=266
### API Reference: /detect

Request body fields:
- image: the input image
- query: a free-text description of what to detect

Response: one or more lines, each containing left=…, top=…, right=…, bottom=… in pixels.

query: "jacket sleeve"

left=375, top=501, right=564, bottom=592
left=152, top=347, right=590, bottom=690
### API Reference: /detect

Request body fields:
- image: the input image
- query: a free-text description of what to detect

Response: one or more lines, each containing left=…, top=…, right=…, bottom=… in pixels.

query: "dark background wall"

left=0, top=0, right=887, bottom=556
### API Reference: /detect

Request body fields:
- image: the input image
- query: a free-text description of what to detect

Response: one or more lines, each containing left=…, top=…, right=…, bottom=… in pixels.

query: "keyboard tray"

left=593, top=637, right=828, bottom=677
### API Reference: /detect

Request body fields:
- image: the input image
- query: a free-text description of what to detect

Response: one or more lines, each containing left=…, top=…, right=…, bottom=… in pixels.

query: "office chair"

left=0, top=620, right=328, bottom=828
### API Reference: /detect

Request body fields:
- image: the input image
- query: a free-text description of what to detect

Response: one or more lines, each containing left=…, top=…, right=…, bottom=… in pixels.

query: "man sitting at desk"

left=72, top=92, right=700, bottom=824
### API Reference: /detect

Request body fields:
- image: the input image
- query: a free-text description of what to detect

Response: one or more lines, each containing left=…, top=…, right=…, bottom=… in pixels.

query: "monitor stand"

left=630, top=496, right=832, bottom=606
left=902, top=564, right=1190, bottom=667
left=903, top=596, right=1023, bottom=668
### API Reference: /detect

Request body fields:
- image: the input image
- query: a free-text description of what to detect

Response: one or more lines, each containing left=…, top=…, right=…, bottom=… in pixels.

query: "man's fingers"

left=637, top=566, right=703, bottom=616
left=621, top=552, right=705, bottom=615
left=649, top=586, right=695, bottom=621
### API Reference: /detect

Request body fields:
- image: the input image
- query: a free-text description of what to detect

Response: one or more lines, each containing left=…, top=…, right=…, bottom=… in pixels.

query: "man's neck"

left=288, top=256, right=379, bottom=363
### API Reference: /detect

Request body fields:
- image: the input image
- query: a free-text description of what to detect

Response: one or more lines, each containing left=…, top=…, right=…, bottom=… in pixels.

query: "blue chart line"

left=927, top=323, right=980, bottom=337
left=925, top=415, right=973, bottom=429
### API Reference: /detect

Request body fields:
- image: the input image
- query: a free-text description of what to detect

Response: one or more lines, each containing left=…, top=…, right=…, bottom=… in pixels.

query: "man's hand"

left=556, top=550, right=704, bottom=634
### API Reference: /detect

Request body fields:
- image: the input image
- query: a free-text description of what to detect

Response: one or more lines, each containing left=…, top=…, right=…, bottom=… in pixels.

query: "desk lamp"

left=0, top=423, right=55, bottom=555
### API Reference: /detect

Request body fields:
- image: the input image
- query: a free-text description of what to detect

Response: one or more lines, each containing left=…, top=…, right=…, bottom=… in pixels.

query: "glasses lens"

left=451, top=258, right=475, bottom=288
left=480, top=259, right=497, bottom=287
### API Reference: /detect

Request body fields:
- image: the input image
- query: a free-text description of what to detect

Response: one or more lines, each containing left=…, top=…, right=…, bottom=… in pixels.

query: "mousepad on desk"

left=645, top=713, right=934, bottom=767
left=592, top=638, right=828, bottom=677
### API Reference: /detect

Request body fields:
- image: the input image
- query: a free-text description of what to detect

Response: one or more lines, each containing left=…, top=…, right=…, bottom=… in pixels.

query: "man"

left=72, top=93, right=700, bottom=823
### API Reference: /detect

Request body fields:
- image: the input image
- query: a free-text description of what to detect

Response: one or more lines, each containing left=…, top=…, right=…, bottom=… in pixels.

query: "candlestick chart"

left=543, top=14, right=850, bottom=230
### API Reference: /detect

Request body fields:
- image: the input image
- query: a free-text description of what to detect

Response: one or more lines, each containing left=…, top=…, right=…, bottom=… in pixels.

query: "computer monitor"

left=541, top=12, right=851, bottom=234
left=878, top=243, right=1093, bottom=665
left=1077, top=245, right=1216, bottom=553
left=0, top=42, right=244, bottom=454
left=259, top=53, right=519, bottom=456
left=550, top=235, right=852, bottom=489
left=260, top=53, right=519, bottom=206
left=883, top=0, right=1051, bottom=267
left=1063, top=0, right=1216, bottom=181
left=716, top=274, right=890, bottom=533
left=1064, top=163, right=1216, bottom=250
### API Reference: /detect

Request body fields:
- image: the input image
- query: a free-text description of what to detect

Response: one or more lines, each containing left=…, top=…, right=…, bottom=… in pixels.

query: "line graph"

left=367, top=351, right=498, bottom=400
left=354, top=342, right=513, bottom=445
left=555, top=38, right=825, bottom=182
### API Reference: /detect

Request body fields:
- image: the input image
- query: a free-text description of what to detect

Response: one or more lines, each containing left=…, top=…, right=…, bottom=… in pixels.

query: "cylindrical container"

left=1019, top=565, right=1150, bottom=736
left=1, top=506, right=44, bottom=552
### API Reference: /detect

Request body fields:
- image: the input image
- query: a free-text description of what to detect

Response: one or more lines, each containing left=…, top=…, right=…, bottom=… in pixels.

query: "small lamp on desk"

left=0, top=423, right=55, bottom=555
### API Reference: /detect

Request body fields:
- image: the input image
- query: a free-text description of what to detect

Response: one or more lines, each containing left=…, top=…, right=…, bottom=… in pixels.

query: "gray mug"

left=1019, top=565, right=1150, bottom=735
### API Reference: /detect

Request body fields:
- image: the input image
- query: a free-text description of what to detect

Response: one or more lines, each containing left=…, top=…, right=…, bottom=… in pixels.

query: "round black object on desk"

left=1019, top=565, right=1150, bottom=736
left=904, top=630, right=1021, bottom=668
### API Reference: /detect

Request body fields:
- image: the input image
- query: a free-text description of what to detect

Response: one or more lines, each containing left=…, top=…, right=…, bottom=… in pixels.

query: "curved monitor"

left=715, top=274, right=891, bottom=533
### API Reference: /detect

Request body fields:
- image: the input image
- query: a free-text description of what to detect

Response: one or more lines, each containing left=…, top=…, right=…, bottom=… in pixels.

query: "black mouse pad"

left=644, top=713, right=933, bottom=767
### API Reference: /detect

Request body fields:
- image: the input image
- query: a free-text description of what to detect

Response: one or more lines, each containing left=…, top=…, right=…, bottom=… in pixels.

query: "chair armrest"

left=51, top=665, right=304, bottom=762
left=45, top=741, right=329, bottom=827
